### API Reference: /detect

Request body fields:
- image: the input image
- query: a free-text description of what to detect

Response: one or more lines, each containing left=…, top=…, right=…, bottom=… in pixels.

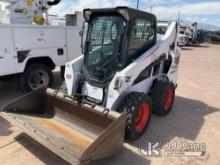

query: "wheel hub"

left=164, top=88, right=174, bottom=111
left=135, top=103, right=150, bottom=132
left=28, top=70, right=49, bottom=90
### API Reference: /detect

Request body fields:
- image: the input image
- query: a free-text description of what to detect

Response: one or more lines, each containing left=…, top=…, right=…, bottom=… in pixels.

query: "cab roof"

left=83, top=7, right=157, bottom=23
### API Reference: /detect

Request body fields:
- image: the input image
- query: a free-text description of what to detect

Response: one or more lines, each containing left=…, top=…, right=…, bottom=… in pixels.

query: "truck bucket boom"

left=1, top=88, right=126, bottom=165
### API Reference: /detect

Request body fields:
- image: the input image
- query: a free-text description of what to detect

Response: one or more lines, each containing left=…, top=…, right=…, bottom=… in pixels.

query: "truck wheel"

left=150, top=80, right=175, bottom=116
left=17, top=64, right=53, bottom=92
left=118, top=92, right=152, bottom=140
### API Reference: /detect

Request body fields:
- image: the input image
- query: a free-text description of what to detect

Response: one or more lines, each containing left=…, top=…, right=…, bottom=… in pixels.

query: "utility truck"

left=2, top=7, right=181, bottom=165
left=178, top=22, right=198, bottom=46
left=0, top=0, right=83, bottom=91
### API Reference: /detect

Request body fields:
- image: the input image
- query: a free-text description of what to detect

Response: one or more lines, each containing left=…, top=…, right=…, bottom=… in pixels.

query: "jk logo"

left=139, top=140, right=162, bottom=157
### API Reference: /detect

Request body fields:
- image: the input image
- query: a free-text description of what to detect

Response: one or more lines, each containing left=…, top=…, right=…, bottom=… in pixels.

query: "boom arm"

left=0, top=0, right=61, bottom=25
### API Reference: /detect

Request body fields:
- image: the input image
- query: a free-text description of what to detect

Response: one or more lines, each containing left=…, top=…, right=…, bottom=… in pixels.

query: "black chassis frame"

left=82, top=7, right=157, bottom=88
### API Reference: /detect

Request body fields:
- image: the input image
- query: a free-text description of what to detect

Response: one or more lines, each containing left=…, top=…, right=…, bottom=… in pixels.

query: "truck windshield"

left=84, top=16, right=125, bottom=82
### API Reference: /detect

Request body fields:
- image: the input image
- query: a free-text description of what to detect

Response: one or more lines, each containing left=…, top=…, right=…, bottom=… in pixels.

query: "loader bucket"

left=1, top=88, right=126, bottom=165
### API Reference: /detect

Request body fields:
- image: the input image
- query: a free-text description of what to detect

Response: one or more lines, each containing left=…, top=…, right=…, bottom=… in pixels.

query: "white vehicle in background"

left=188, top=22, right=198, bottom=45
left=178, top=24, right=189, bottom=46
left=0, top=0, right=83, bottom=92
left=178, top=28, right=189, bottom=46
left=178, top=22, right=198, bottom=46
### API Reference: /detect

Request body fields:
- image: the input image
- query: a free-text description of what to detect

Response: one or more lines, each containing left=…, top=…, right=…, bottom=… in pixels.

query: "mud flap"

left=1, top=88, right=126, bottom=165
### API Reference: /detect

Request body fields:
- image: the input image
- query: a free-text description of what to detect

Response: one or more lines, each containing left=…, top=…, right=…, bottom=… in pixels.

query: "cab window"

left=128, top=19, right=155, bottom=59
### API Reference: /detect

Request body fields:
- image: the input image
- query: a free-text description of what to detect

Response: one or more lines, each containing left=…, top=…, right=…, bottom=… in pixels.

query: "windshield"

left=84, top=16, right=125, bottom=82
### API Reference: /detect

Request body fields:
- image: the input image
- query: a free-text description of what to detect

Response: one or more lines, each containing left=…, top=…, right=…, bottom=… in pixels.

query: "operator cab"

left=82, top=7, right=157, bottom=88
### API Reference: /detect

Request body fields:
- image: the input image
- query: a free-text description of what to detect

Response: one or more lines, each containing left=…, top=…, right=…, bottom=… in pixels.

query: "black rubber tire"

left=17, top=63, right=53, bottom=92
left=150, top=80, right=175, bottom=116
left=118, top=92, right=152, bottom=140
left=60, top=66, right=65, bottom=79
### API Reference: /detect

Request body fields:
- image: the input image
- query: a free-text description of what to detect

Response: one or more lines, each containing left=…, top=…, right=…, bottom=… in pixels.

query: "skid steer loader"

left=1, top=7, right=180, bottom=165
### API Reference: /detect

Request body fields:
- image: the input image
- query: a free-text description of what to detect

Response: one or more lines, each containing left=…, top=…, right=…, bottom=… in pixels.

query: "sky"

left=0, top=0, right=219, bottom=28
left=48, top=0, right=220, bottom=28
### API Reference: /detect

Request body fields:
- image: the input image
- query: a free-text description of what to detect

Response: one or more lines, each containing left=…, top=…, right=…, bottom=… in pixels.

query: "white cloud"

left=202, top=17, right=208, bottom=22
left=145, top=0, right=181, bottom=5
left=42, top=1, right=220, bottom=27
left=49, top=0, right=131, bottom=16
left=150, top=1, right=220, bottom=27
left=71, top=0, right=130, bottom=12
left=152, top=2, right=220, bottom=15
left=49, top=1, right=73, bottom=16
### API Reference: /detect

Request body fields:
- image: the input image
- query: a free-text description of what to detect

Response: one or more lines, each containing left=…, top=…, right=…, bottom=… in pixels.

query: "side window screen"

left=128, top=19, right=155, bottom=57
left=86, top=17, right=123, bottom=65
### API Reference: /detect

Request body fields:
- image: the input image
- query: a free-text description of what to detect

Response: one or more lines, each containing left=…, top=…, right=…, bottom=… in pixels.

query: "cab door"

left=0, top=27, right=16, bottom=76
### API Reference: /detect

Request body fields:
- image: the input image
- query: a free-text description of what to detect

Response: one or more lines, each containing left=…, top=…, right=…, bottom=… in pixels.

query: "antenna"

left=137, top=0, right=140, bottom=10
left=178, top=11, right=181, bottom=22
left=150, top=6, right=153, bottom=12
left=147, top=0, right=154, bottom=13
